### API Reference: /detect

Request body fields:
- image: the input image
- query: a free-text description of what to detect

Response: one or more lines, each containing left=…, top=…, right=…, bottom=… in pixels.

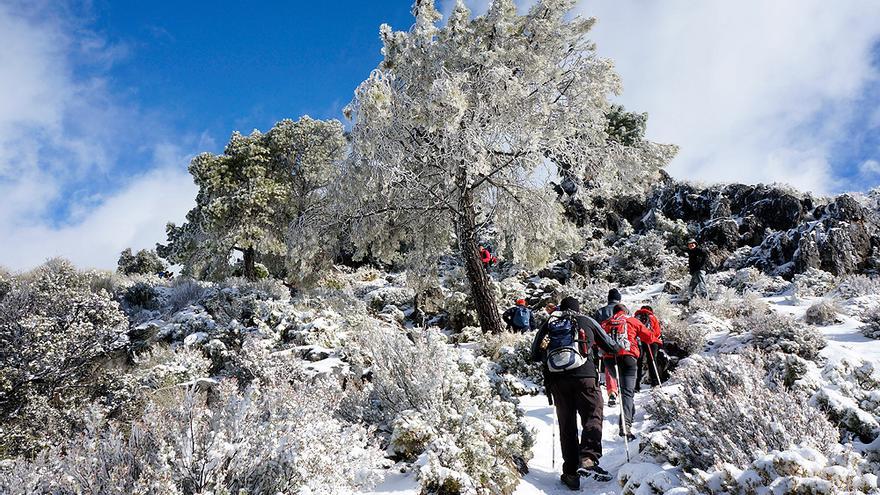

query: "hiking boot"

left=607, top=393, right=617, bottom=407
left=577, top=458, right=612, bottom=482
left=618, top=429, right=636, bottom=441
left=560, top=473, right=580, bottom=490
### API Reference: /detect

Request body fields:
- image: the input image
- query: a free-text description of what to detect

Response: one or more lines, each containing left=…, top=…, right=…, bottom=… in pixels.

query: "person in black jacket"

left=687, top=238, right=709, bottom=299
left=593, top=288, right=622, bottom=324
left=531, top=296, right=621, bottom=489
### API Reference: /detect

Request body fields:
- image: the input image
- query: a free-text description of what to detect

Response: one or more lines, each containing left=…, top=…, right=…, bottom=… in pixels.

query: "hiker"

left=601, top=303, right=654, bottom=440
left=503, top=299, right=536, bottom=332
left=479, top=245, right=497, bottom=267
left=687, top=238, right=709, bottom=299
left=531, top=296, right=621, bottom=490
left=633, top=306, right=664, bottom=391
left=593, top=288, right=622, bottom=399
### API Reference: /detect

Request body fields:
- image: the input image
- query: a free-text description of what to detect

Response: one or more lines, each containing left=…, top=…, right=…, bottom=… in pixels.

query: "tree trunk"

left=243, top=247, right=257, bottom=281
left=457, top=188, right=503, bottom=334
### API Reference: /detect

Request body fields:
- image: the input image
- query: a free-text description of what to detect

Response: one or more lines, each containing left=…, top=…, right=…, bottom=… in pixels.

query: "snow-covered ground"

left=371, top=288, right=880, bottom=494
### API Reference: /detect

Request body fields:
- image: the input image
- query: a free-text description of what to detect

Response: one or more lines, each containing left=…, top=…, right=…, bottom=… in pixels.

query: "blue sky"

left=1, top=0, right=879, bottom=270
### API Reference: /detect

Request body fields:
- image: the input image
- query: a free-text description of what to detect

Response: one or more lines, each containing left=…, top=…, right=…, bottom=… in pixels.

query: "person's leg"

left=695, top=270, right=708, bottom=298
left=552, top=378, right=580, bottom=475
left=603, top=358, right=618, bottom=396
left=575, top=377, right=604, bottom=464
left=635, top=342, right=647, bottom=392
left=618, top=356, right=638, bottom=431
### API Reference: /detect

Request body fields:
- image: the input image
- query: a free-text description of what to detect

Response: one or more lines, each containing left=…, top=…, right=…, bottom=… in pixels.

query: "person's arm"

left=631, top=318, right=654, bottom=343
left=502, top=308, right=513, bottom=326
left=581, top=315, right=620, bottom=354
left=530, top=323, right=549, bottom=362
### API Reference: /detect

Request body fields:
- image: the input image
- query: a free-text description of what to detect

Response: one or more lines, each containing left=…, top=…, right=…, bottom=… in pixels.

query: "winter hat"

left=516, top=298, right=527, bottom=306
left=687, top=238, right=697, bottom=245
left=607, top=288, right=622, bottom=304
left=560, top=296, right=580, bottom=312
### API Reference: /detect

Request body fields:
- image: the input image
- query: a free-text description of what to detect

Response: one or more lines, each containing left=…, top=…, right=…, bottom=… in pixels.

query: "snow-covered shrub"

left=167, top=277, right=207, bottom=312
left=732, top=310, right=826, bottom=361
left=661, top=318, right=707, bottom=357
left=477, top=331, right=543, bottom=391
left=689, top=288, right=768, bottom=320
left=645, top=353, right=838, bottom=472
left=0, top=258, right=129, bottom=457
left=792, top=268, right=837, bottom=298
left=608, top=231, right=687, bottom=286
left=860, top=306, right=880, bottom=340
left=121, top=281, right=159, bottom=309
left=726, top=267, right=788, bottom=295
left=352, top=326, right=533, bottom=495
left=805, top=298, right=843, bottom=326
left=831, top=274, right=880, bottom=300
left=365, top=286, right=415, bottom=312
left=0, top=379, right=383, bottom=494
left=688, top=446, right=877, bottom=494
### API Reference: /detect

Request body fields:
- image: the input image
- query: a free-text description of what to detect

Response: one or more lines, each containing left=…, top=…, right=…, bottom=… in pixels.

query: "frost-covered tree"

left=0, top=258, right=129, bottom=456
left=116, top=247, right=167, bottom=275
left=159, top=117, right=346, bottom=283
left=343, top=0, right=675, bottom=332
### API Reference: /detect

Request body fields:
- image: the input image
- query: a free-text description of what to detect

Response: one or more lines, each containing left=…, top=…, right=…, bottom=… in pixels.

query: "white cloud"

left=860, top=159, right=880, bottom=177
left=448, top=0, right=880, bottom=194
left=0, top=3, right=197, bottom=272
left=0, top=151, right=196, bottom=271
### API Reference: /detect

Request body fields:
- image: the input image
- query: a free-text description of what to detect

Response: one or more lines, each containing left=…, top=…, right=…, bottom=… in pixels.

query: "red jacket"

left=601, top=311, right=655, bottom=359
left=634, top=308, right=663, bottom=345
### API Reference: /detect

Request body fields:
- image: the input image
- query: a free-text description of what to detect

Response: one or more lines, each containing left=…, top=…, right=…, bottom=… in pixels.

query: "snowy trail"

left=514, top=390, right=652, bottom=495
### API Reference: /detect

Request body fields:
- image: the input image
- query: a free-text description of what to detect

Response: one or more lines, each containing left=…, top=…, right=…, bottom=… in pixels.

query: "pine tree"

left=159, top=117, right=345, bottom=282
left=343, top=0, right=675, bottom=332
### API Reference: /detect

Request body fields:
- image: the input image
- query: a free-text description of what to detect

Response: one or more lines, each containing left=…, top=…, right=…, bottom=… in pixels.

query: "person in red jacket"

left=601, top=304, right=654, bottom=439
left=479, top=245, right=497, bottom=267
left=634, top=306, right=664, bottom=392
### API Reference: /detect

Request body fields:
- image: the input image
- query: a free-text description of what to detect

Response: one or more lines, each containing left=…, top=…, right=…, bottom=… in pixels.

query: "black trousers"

left=636, top=342, right=662, bottom=390
left=602, top=355, right=637, bottom=430
left=549, top=376, right=604, bottom=475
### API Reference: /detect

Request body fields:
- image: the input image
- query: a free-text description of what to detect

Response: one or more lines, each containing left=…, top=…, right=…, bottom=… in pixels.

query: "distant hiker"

left=601, top=303, right=654, bottom=440
left=593, top=288, right=622, bottom=324
left=479, top=245, right=497, bottom=267
left=633, top=306, right=664, bottom=391
left=503, top=299, right=536, bottom=332
left=687, top=238, right=709, bottom=299
left=531, top=296, right=621, bottom=489
left=593, top=288, right=622, bottom=397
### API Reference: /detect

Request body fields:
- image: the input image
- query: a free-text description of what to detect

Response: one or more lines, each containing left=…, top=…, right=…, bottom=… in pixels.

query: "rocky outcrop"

left=574, top=178, right=880, bottom=279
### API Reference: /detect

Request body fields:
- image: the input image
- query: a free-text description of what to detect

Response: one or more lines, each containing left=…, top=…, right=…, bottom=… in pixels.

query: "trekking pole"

left=646, top=345, right=663, bottom=388
left=614, top=358, right=631, bottom=463
left=551, top=408, right=557, bottom=470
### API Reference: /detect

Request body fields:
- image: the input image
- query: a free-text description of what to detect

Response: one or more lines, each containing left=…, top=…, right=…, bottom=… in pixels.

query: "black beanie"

left=560, top=296, right=580, bottom=312
left=608, top=288, right=622, bottom=303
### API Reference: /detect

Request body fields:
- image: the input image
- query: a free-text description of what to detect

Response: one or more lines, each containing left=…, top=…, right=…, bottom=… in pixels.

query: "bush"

left=167, top=278, right=207, bottom=312
left=117, top=248, right=167, bottom=276
left=608, top=231, right=687, bottom=286
left=792, top=268, right=837, bottom=298
left=688, top=447, right=876, bottom=494
left=689, top=288, right=768, bottom=320
left=732, top=310, right=826, bottom=361
left=352, top=326, right=533, bottom=495
left=804, top=299, right=842, bottom=326
left=831, top=274, right=880, bottom=300
left=121, top=281, right=158, bottom=309
left=0, top=259, right=129, bottom=457
left=661, top=318, right=708, bottom=357
left=0, top=379, right=383, bottom=494
left=477, top=331, right=544, bottom=392
left=860, top=306, right=880, bottom=339
left=644, top=353, right=839, bottom=472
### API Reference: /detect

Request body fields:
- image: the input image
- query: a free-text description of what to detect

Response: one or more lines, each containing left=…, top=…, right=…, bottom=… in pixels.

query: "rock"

left=829, top=194, right=865, bottom=222
left=538, top=262, right=572, bottom=284
left=794, top=234, right=821, bottom=273
left=663, top=281, right=682, bottom=294
left=700, top=217, right=740, bottom=250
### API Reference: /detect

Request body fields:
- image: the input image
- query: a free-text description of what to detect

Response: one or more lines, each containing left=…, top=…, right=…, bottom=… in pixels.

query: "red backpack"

left=602, top=313, right=632, bottom=355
